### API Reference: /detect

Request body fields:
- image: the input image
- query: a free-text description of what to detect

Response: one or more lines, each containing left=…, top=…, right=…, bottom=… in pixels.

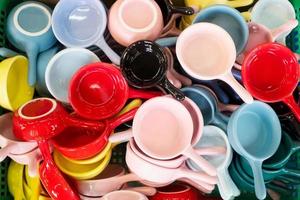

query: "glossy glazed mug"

left=45, top=48, right=100, bottom=103
left=69, top=62, right=161, bottom=120
left=110, top=96, right=217, bottom=176
left=176, top=23, right=253, bottom=103
left=192, top=5, right=248, bottom=55
left=52, top=0, right=120, bottom=65
left=242, top=43, right=300, bottom=121
left=53, top=148, right=112, bottom=180
left=126, top=143, right=218, bottom=185
left=121, top=40, right=185, bottom=101
left=251, top=0, right=296, bottom=44
left=187, top=126, right=240, bottom=200
left=181, top=86, right=229, bottom=131
left=109, top=0, right=164, bottom=47
left=228, top=101, right=282, bottom=199
left=36, top=46, right=60, bottom=96
left=150, top=183, right=198, bottom=200
left=0, top=55, right=34, bottom=111
left=6, top=1, right=57, bottom=85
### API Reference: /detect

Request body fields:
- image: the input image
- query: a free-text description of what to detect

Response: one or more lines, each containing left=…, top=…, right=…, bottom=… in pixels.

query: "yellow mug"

left=53, top=148, right=112, bottom=180
left=7, top=161, right=26, bottom=200
left=0, top=56, right=34, bottom=111
left=25, top=165, right=41, bottom=200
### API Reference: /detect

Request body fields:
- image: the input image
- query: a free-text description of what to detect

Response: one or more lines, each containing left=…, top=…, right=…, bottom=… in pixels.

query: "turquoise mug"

left=0, top=48, right=19, bottom=61
left=36, top=46, right=60, bottom=97
left=181, top=86, right=229, bottom=131
left=227, top=101, right=281, bottom=200
left=264, top=131, right=300, bottom=170
left=6, top=1, right=57, bottom=86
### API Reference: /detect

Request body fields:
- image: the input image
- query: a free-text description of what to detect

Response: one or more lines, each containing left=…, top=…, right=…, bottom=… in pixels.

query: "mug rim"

left=13, top=2, right=52, bottom=37
left=118, top=0, right=160, bottom=33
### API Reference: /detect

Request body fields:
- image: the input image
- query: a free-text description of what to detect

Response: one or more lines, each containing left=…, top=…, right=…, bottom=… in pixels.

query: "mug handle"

left=180, top=178, right=215, bottom=193
left=176, top=167, right=218, bottom=184
left=109, top=129, right=133, bottom=143
left=155, top=37, right=178, bottom=47
left=128, top=88, right=162, bottom=99
left=95, top=36, right=120, bottom=66
left=271, top=19, right=298, bottom=41
left=283, top=95, right=300, bottom=122
left=183, top=146, right=217, bottom=176
left=218, top=168, right=241, bottom=198
left=38, top=140, right=80, bottom=200
left=0, top=48, right=19, bottom=58
left=25, top=45, right=39, bottom=86
left=108, top=108, right=138, bottom=131
left=248, top=159, right=266, bottom=200
left=195, top=146, right=227, bottom=156
left=0, top=143, right=15, bottom=162
left=282, top=167, right=300, bottom=178
left=226, top=0, right=254, bottom=8
left=158, top=77, right=185, bottom=101
left=220, top=73, right=253, bottom=104
left=126, top=186, right=157, bottom=196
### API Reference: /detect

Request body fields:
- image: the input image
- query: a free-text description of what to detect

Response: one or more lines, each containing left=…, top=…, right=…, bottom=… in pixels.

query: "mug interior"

left=251, top=0, right=295, bottom=30
left=234, top=102, right=281, bottom=159
left=176, top=23, right=236, bottom=79
left=46, top=48, right=99, bottom=103
left=15, top=3, right=51, bottom=36
left=52, top=0, right=106, bottom=46
left=120, top=0, right=158, bottom=31
left=19, top=98, right=56, bottom=120
left=133, top=97, right=193, bottom=159
left=121, top=41, right=167, bottom=88
left=243, top=43, right=299, bottom=101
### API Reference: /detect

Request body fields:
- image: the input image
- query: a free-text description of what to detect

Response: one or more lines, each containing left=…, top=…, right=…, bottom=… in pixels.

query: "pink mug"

left=109, top=0, right=164, bottom=47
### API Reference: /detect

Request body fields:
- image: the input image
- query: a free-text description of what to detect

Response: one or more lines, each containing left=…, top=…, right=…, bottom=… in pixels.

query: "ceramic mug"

left=187, top=126, right=240, bottom=200
left=109, top=0, right=164, bottom=47
left=6, top=1, right=57, bottom=85
left=45, top=48, right=100, bottom=103
left=227, top=101, right=282, bottom=199
left=181, top=86, right=229, bottom=131
left=0, top=55, right=34, bottom=111
left=121, top=40, right=185, bottom=101
left=251, top=0, right=296, bottom=45
left=110, top=96, right=217, bottom=176
left=69, top=62, right=161, bottom=120
left=242, top=43, right=300, bottom=121
left=176, top=23, right=253, bottom=103
left=52, top=0, right=120, bottom=65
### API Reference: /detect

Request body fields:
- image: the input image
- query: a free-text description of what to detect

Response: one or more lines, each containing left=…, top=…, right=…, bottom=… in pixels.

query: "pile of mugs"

left=0, top=0, right=299, bottom=200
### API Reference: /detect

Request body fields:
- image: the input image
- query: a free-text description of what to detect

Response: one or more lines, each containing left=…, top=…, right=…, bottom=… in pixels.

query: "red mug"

left=13, top=98, right=83, bottom=200
left=69, top=62, right=161, bottom=120
left=242, top=43, right=300, bottom=121
left=150, top=183, right=198, bottom=200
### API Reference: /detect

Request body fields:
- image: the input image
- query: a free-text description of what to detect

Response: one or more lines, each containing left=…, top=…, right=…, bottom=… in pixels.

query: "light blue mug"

left=227, top=101, right=281, bottom=200
left=6, top=1, right=57, bottom=86
left=181, top=86, right=229, bottom=131
left=45, top=48, right=100, bottom=103
left=36, top=45, right=60, bottom=97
